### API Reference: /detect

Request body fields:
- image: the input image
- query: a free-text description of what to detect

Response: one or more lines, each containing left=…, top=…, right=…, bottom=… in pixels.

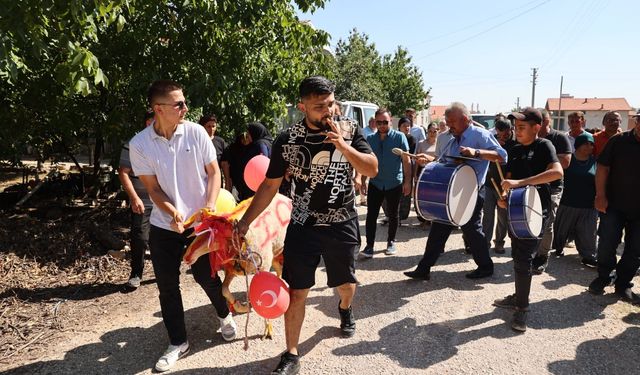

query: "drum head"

left=447, top=164, right=478, bottom=226
left=524, top=186, right=543, bottom=237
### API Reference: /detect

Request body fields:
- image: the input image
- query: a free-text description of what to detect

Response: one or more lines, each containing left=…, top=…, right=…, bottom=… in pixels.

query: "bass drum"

left=507, top=185, right=543, bottom=239
left=414, top=162, right=478, bottom=226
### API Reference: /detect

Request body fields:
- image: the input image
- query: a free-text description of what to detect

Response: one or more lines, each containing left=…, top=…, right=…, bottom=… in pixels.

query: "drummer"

left=405, top=102, right=507, bottom=281
left=493, top=107, right=563, bottom=332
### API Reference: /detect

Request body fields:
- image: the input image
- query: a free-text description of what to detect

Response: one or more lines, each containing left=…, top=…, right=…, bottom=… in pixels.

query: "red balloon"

left=244, top=155, right=270, bottom=192
left=249, top=271, right=290, bottom=319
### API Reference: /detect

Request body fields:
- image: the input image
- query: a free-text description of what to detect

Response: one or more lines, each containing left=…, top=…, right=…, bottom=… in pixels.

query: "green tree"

left=331, top=29, right=428, bottom=117
left=0, top=0, right=331, bottom=170
left=332, top=29, right=385, bottom=105
left=380, top=46, right=429, bottom=116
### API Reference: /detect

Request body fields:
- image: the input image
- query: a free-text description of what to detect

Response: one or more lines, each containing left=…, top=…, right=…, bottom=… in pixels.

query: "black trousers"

left=149, top=225, right=229, bottom=345
left=129, top=207, right=151, bottom=278
left=366, top=183, right=402, bottom=246
left=510, top=236, right=539, bottom=308
left=415, top=186, right=493, bottom=272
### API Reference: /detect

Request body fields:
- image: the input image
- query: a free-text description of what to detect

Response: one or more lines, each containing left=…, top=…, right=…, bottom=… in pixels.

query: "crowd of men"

left=118, top=76, right=640, bottom=374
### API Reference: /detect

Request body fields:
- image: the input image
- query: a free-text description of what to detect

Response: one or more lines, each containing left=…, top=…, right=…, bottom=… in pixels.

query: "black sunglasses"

left=157, top=101, right=187, bottom=110
left=376, top=120, right=390, bottom=126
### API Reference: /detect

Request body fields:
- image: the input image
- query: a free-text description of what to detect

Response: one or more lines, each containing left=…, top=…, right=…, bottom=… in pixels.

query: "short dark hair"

left=299, top=76, right=335, bottom=99
left=495, top=118, right=512, bottom=131
left=147, top=80, right=183, bottom=105
left=602, top=111, right=620, bottom=124
left=398, top=117, right=412, bottom=127
left=198, top=114, right=217, bottom=126
left=538, top=108, right=551, bottom=120
left=568, top=111, right=585, bottom=121
left=143, top=110, right=155, bottom=122
left=375, top=107, right=391, bottom=117
left=405, top=108, right=416, bottom=113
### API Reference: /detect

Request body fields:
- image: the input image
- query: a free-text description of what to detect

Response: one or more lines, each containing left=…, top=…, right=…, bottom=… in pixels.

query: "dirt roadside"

left=1, top=206, right=639, bottom=375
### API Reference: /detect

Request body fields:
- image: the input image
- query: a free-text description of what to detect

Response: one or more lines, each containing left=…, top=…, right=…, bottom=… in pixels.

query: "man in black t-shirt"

left=588, top=111, right=640, bottom=305
left=482, top=118, right=517, bottom=254
left=493, top=108, right=563, bottom=333
left=531, top=109, right=572, bottom=274
left=234, top=76, right=377, bottom=375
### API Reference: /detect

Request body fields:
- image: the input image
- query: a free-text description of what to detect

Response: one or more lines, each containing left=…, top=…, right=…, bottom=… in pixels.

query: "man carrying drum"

left=493, top=107, right=563, bottom=332
left=405, top=102, right=507, bottom=281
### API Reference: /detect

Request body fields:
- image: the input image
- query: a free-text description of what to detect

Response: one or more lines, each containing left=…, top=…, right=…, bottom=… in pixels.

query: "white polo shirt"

left=130, top=121, right=216, bottom=231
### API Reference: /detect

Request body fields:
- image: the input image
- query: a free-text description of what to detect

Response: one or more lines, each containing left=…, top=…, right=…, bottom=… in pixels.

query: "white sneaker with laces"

left=218, top=313, right=237, bottom=341
left=155, top=341, right=189, bottom=372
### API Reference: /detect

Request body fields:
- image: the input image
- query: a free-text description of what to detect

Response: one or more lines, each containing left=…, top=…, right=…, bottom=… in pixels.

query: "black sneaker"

left=271, top=352, right=300, bottom=375
left=554, top=249, right=564, bottom=257
left=581, top=257, right=597, bottom=268
left=404, top=269, right=430, bottom=280
left=615, top=287, right=640, bottom=306
left=588, top=276, right=613, bottom=295
left=338, top=302, right=356, bottom=338
left=494, top=245, right=506, bottom=254
left=465, top=268, right=493, bottom=279
left=511, top=308, right=528, bottom=332
left=531, top=255, right=548, bottom=275
left=493, top=294, right=517, bottom=310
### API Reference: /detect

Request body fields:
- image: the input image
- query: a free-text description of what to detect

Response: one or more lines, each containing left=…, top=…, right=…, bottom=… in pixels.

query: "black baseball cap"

left=508, top=107, right=543, bottom=125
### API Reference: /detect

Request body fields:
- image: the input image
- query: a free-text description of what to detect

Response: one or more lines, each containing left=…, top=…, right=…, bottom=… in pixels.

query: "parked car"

left=340, top=101, right=379, bottom=129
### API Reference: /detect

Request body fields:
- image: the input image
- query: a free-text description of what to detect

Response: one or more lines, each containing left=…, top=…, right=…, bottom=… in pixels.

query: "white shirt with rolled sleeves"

left=129, top=121, right=216, bottom=231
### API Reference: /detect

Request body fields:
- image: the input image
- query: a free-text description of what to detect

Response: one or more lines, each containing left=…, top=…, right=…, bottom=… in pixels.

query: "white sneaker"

left=155, top=341, right=189, bottom=372
left=126, top=276, right=141, bottom=289
left=218, top=313, right=237, bottom=341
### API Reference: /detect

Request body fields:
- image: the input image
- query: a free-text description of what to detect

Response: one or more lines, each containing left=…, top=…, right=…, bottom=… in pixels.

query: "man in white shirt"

left=406, top=107, right=426, bottom=144
left=129, top=80, right=236, bottom=373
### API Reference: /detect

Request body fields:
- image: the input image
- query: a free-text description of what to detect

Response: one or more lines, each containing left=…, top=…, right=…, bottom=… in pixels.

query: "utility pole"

left=556, top=75, right=564, bottom=130
left=516, top=97, right=520, bottom=111
left=531, top=67, right=538, bottom=107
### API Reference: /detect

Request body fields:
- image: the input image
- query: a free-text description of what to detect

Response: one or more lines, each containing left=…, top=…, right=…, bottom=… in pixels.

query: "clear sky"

left=299, top=0, right=639, bottom=114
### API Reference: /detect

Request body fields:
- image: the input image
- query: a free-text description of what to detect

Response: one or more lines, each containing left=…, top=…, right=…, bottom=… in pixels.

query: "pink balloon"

left=244, top=155, right=270, bottom=192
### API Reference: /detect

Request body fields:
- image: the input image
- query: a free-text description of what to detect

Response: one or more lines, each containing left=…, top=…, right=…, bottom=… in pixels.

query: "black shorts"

left=282, top=217, right=360, bottom=289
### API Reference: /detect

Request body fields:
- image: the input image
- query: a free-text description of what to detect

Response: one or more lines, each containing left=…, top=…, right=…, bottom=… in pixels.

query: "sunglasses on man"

left=375, top=120, right=390, bottom=126
left=156, top=101, right=187, bottom=110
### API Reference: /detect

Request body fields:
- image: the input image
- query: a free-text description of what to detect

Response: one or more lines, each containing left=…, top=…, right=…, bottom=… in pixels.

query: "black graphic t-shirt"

left=506, top=138, right=559, bottom=214
left=267, top=119, right=372, bottom=226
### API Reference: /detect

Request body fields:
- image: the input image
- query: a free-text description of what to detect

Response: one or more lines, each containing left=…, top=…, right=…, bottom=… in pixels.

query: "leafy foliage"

left=332, top=29, right=428, bottom=117
left=0, top=0, right=331, bottom=167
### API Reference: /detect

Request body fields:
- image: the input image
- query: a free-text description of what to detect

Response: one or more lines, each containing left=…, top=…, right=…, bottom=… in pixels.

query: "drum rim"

left=508, top=185, right=543, bottom=239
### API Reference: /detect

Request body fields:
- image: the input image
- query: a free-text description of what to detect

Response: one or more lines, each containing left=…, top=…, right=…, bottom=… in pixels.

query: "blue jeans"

left=415, top=186, right=493, bottom=272
left=596, top=209, right=640, bottom=289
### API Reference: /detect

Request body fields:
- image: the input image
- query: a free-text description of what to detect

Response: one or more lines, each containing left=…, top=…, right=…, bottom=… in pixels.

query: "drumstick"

left=392, top=147, right=418, bottom=159
left=495, top=161, right=506, bottom=182
left=490, top=178, right=503, bottom=198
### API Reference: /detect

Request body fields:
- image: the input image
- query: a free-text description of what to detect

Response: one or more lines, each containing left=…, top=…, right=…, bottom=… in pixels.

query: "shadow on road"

left=330, top=291, right=619, bottom=371
left=548, top=326, right=640, bottom=374
left=2, top=304, right=242, bottom=375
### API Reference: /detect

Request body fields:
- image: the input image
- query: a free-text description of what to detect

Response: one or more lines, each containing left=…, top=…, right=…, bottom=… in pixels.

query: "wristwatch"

left=474, top=149, right=481, bottom=158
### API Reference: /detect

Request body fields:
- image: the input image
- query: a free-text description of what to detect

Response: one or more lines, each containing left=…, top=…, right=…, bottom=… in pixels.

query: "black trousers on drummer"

left=415, top=186, right=493, bottom=272
left=510, top=236, right=539, bottom=308
left=366, top=183, right=402, bottom=246
left=149, top=225, right=229, bottom=346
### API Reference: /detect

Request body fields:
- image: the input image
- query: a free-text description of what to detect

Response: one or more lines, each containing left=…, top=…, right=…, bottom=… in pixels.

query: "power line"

left=414, top=0, right=552, bottom=61
left=407, top=0, right=546, bottom=48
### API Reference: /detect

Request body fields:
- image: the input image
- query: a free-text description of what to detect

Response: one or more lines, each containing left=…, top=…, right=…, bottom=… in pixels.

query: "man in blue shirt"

left=361, top=108, right=411, bottom=257
left=405, top=102, right=507, bottom=280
